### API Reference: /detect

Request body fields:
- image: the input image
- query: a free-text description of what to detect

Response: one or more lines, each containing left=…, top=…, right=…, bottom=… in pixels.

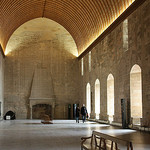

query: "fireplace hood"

left=29, top=68, right=56, bottom=119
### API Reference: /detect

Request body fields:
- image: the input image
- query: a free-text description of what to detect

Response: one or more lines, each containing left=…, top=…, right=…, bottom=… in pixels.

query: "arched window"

left=81, top=58, right=84, bottom=76
left=130, top=64, right=142, bottom=125
left=123, top=19, right=128, bottom=51
left=107, top=74, right=114, bottom=123
left=89, top=52, right=91, bottom=72
left=95, top=79, right=100, bottom=119
left=86, top=83, right=91, bottom=116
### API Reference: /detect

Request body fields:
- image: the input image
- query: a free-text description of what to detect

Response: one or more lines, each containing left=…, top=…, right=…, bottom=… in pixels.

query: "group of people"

left=75, top=104, right=88, bottom=123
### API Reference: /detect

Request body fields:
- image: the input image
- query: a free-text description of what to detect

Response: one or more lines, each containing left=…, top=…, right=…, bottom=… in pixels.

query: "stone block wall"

left=80, top=0, right=150, bottom=126
left=0, top=51, right=4, bottom=119
left=4, top=40, right=80, bottom=119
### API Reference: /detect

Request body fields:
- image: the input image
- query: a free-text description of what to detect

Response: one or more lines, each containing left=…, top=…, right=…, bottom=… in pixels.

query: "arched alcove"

left=86, top=83, right=91, bottom=116
left=5, top=18, right=78, bottom=57
left=107, top=74, right=114, bottom=123
left=95, top=79, right=100, bottom=119
left=130, top=64, right=142, bottom=125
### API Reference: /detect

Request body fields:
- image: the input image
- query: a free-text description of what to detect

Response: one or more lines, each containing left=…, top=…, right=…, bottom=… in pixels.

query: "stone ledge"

left=111, top=122, right=122, bottom=127
left=87, top=118, right=109, bottom=124
left=129, top=124, right=150, bottom=132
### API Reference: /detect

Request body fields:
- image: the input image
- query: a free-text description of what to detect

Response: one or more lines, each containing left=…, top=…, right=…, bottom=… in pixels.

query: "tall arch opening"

left=86, top=83, right=91, bottom=117
left=107, top=74, right=114, bottom=123
left=95, top=79, right=100, bottom=119
left=130, top=64, right=142, bottom=125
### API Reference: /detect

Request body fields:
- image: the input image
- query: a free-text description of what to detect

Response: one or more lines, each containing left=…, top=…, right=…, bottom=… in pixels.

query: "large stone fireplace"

left=29, top=68, right=56, bottom=119
left=32, top=104, right=52, bottom=119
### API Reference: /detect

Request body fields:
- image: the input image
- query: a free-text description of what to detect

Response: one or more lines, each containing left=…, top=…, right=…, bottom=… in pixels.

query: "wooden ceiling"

left=0, top=0, right=136, bottom=56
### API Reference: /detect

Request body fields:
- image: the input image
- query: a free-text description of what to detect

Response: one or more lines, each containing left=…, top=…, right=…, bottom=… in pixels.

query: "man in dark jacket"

left=81, top=104, right=87, bottom=123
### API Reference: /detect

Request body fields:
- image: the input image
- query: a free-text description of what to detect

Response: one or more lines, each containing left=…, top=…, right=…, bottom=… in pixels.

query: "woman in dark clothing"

left=76, top=106, right=80, bottom=123
left=81, top=104, right=87, bottom=123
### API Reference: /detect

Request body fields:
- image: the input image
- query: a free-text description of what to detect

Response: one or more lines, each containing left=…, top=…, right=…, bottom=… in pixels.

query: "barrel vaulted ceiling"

left=0, top=0, right=135, bottom=56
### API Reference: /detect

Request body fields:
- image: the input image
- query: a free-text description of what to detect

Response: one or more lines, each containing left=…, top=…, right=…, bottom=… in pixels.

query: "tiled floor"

left=0, top=120, right=149, bottom=150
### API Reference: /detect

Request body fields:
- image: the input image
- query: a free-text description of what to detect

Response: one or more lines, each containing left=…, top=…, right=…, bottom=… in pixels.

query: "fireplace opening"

left=32, top=104, right=52, bottom=119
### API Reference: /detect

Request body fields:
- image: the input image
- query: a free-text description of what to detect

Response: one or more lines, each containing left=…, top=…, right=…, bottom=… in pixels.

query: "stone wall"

left=80, top=0, right=150, bottom=126
left=0, top=51, right=4, bottom=119
left=4, top=40, right=80, bottom=119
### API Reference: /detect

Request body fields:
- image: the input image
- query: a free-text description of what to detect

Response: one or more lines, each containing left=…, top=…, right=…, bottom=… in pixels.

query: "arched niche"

left=95, top=79, right=100, bottom=119
left=130, top=64, right=142, bottom=125
left=107, top=74, right=114, bottom=123
left=86, top=83, right=91, bottom=116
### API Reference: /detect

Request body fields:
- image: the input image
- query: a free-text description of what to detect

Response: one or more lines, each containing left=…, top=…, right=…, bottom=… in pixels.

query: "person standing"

left=81, top=104, right=87, bottom=123
left=76, top=106, right=80, bottom=123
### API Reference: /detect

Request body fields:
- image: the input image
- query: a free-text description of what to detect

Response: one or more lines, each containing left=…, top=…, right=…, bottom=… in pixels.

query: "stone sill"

left=111, top=122, right=122, bottom=127
left=87, top=118, right=109, bottom=124
left=131, top=124, right=150, bottom=132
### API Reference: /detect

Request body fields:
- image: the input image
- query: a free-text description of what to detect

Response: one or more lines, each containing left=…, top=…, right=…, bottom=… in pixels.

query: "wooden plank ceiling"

left=0, top=0, right=135, bottom=56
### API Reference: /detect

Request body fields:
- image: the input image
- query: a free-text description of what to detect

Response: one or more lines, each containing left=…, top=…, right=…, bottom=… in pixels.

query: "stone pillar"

left=90, top=112, right=95, bottom=119
left=30, top=107, right=32, bottom=119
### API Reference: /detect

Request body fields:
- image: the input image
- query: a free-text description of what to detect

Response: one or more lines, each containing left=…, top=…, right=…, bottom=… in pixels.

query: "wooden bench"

left=81, top=130, right=133, bottom=150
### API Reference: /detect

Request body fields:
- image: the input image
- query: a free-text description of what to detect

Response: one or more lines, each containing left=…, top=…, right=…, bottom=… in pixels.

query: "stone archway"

left=95, top=79, right=100, bottom=119
left=86, top=83, right=91, bottom=117
left=130, top=64, right=142, bottom=125
left=107, top=74, right=114, bottom=123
